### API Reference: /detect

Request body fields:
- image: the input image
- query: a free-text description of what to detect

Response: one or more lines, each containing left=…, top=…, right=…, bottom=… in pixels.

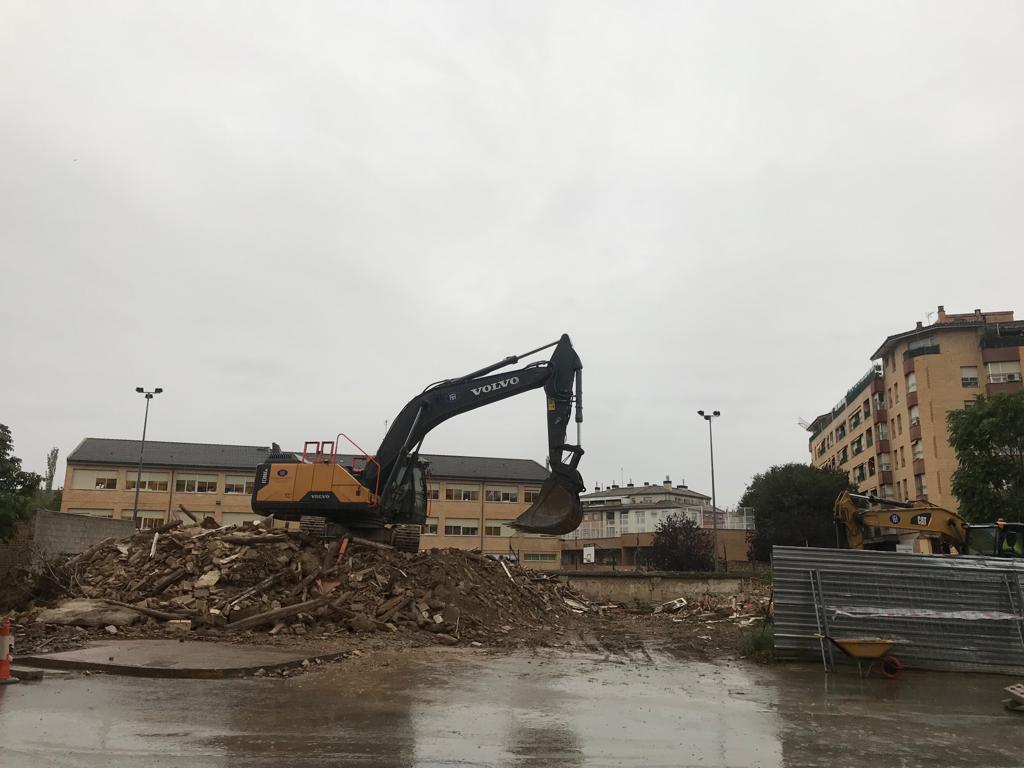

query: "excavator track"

left=391, top=524, right=422, bottom=553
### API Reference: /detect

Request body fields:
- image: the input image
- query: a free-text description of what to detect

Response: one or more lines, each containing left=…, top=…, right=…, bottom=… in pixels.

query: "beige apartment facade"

left=807, top=306, right=1024, bottom=511
left=61, top=438, right=561, bottom=568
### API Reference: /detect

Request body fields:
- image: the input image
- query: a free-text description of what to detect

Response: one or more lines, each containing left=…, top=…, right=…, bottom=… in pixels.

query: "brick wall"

left=0, top=510, right=135, bottom=575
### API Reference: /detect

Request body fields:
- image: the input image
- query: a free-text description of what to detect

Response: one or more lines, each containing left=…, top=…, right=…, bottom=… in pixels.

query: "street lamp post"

left=132, top=387, right=163, bottom=524
left=697, top=409, right=721, bottom=572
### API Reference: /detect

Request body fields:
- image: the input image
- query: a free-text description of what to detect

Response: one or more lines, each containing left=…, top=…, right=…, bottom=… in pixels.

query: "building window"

left=912, top=441, right=925, bottom=461
left=524, top=488, right=540, bottom=503
left=427, top=484, right=440, bottom=501
left=125, top=472, right=170, bottom=492
left=964, top=400, right=977, bottom=410
left=961, top=366, right=979, bottom=388
left=909, top=405, right=920, bottom=427
left=135, top=511, right=166, bottom=530
left=914, top=474, right=927, bottom=498
left=894, top=382, right=899, bottom=403
left=485, top=487, right=519, bottom=503
left=72, top=469, right=120, bottom=491
left=835, top=423, right=847, bottom=440
left=897, top=414, right=903, bottom=435
left=175, top=474, right=218, bottom=493
left=903, top=479, right=909, bottom=499
left=854, top=463, right=866, bottom=483
left=443, top=518, right=479, bottom=536
left=877, top=423, right=889, bottom=440
left=523, top=553, right=557, bottom=561
left=224, top=475, right=255, bottom=494
left=868, top=457, right=876, bottom=476
left=484, top=520, right=516, bottom=537
left=642, top=496, right=653, bottom=504
left=900, top=446, right=906, bottom=468
left=987, top=361, right=1022, bottom=384
left=445, top=486, right=480, bottom=502
left=906, top=372, right=917, bottom=393
left=862, top=399, right=871, bottom=418
left=865, top=428, right=873, bottom=447
left=908, top=336, right=935, bottom=351
left=424, top=517, right=438, bottom=535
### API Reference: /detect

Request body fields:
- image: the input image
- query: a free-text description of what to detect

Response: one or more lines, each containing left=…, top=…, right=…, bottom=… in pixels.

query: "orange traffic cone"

left=0, top=619, right=19, bottom=685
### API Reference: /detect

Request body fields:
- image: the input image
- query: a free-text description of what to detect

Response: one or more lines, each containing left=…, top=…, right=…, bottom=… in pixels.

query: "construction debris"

left=17, top=522, right=593, bottom=649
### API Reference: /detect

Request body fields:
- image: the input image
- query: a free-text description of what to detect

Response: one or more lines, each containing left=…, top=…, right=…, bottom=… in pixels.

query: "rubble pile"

left=31, top=522, right=591, bottom=646
left=652, top=587, right=773, bottom=625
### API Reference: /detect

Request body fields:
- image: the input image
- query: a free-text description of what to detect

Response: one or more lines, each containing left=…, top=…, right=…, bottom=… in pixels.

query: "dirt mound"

left=21, top=522, right=591, bottom=648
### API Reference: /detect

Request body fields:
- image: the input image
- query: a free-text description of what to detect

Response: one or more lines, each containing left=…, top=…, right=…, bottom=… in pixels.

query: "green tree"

left=44, top=446, right=58, bottom=491
left=743, top=463, right=854, bottom=562
left=0, top=424, right=42, bottom=540
left=948, top=392, right=1024, bottom=523
left=647, top=513, right=714, bottom=572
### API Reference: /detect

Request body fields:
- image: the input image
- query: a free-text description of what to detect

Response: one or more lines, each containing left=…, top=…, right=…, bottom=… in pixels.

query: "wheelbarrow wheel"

left=880, top=655, right=902, bottom=678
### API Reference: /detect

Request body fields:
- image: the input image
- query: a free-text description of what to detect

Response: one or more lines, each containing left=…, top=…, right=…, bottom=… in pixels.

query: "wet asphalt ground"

left=1, top=646, right=1022, bottom=767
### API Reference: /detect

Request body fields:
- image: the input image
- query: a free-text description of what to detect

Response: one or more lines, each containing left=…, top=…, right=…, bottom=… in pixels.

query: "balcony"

left=904, top=344, right=941, bottom=359
left=913, top=458, right=925, bottom=475
left=982, top=346, right=1023, bottom=362
left=874, top=408, right=887, bottom=423
left=871, top=378, right=885, bottom=395
left=906, top=391, right=918, bottom=407
left=879, top=470, right=893, bottom=484
left=903, top=357, right=916, bottom=375
left=988, top=378, right=1023, bottom=394
left=909, top=424, right=922, bottom=441
left=876, top=439, right=891, bottom=454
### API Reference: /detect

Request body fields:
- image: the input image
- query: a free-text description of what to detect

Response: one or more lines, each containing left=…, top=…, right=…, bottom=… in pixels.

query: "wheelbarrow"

left=815, top=634, right=902, bottom=678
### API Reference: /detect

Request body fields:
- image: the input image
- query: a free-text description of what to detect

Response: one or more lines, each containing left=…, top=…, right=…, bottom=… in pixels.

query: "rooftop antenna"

left=925, top=310, right=936, bottom=325
left=797, top=417, right=811, bottom=430
left=620, top=467, right=624, bottom=486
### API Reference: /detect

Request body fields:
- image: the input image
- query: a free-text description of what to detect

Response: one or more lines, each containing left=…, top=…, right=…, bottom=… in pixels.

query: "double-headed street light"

left=132, top=387, right=163, bottom=524
left=697, top=409, right=721, bottom=572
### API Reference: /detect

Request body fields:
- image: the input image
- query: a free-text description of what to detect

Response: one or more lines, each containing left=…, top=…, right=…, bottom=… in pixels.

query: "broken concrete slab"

left=18, top=640, right=347, bottom=679
left=35, top=599, right=141, bottom=628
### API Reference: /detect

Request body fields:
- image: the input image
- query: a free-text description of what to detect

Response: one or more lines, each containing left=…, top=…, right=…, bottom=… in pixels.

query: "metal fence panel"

left=772, top=546, right=1024, bottom=675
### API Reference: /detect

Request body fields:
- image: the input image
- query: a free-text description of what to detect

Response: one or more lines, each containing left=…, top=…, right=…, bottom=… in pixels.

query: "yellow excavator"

left=251, top=334, right=585, bottom=552
left=834, top=491, right=1024, bottom=557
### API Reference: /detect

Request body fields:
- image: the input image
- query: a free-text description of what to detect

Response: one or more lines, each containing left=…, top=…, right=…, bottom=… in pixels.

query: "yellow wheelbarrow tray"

left=814, top=633, right=902, bottom=677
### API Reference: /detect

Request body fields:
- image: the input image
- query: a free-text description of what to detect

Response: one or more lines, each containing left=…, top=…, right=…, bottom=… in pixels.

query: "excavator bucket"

left=509, top=469, right=584, bottom=535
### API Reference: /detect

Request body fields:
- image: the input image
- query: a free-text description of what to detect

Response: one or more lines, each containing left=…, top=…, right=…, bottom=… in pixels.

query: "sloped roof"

left=582, top=483, right=710, bottom=500
left=68, top=438, right=271, bottom=470
left=67, top=438, right=548, bottom=482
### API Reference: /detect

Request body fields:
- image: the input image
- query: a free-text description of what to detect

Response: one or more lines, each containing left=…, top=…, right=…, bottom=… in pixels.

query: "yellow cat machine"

left=834, top=491, right=1024, bottom=557
left=251, top=334, right=584, bottom=552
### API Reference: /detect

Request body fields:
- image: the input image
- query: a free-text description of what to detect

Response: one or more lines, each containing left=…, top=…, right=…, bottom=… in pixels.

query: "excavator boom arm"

left=362, top=334, right=585, bottom=535
left=834, top=491, right=969, bottom=551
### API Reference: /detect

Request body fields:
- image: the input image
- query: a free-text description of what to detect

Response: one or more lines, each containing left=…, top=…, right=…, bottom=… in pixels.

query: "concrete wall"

left=558, top=572, right=749, bottom=606
left=0, top=510, right=134, bottom=575
left=32, top=509, right=134, bottom=558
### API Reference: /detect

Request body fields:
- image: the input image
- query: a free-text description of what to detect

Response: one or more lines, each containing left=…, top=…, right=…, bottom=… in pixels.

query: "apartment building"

left=560, top=477, right=755, bottom=567
left=807, top=306, right=1023, bottom=510
left=61, top=438, right=561, bottom=568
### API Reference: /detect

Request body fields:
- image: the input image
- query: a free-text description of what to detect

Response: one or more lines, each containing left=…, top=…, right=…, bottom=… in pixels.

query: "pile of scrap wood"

left=24, top=522, right=593, bottom=646
left=652, top=586, right=773, bottom=626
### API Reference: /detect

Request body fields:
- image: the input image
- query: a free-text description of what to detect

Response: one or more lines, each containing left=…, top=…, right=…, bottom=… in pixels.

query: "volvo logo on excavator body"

left=471, top=377, right=520, bottom=396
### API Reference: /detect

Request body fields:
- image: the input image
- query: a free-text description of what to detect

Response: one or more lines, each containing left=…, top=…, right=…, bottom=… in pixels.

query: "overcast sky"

left=2, top=2, right=1023, bottom=507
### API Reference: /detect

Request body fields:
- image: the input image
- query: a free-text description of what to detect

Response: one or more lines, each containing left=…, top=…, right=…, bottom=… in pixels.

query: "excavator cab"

left=963, top=521, right=1024, bottom=557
